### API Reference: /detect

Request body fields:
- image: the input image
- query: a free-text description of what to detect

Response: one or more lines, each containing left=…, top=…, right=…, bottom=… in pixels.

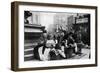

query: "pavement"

left=69, top=48, right=90, bottom=59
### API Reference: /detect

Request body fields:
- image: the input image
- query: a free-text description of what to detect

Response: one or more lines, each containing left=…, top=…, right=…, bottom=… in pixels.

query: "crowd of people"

left=33, top=29, right=89, bottom=61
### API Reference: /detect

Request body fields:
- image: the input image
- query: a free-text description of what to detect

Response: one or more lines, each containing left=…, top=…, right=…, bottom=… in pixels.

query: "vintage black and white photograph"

left=24, top=11, right=91, bottom=61
left=11, top=1, right=97, bottom=71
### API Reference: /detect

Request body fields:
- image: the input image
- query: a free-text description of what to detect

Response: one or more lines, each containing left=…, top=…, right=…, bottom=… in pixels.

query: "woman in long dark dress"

left=65, top=32, right=77, bottom=58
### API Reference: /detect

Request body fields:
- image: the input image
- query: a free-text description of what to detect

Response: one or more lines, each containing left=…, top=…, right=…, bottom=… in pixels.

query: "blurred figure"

left=75, top=30, right=84, bottom=55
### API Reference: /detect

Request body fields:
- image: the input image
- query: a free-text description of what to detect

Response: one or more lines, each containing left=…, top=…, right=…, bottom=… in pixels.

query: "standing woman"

left=66, top=32, right=76, bottom=58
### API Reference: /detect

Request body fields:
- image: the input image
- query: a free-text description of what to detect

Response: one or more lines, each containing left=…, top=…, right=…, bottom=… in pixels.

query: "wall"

left=0, top=0, right=99, bottom=73
left=40, top=13, right=55, bottom=32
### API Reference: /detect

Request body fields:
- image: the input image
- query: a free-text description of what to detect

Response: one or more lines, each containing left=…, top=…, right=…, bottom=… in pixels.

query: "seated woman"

left=33, top=34, right=57, bottom=61
left=33, top=30, right=47, bottom=61
left=55, top=43, right=66, bottom=60
left=45, top=34, right=57, bottom=60
left=43, top=34, right=66, bottom=60
left=33, top=40, right=52, bottom=61
left=33, top=43, right=45, bottom=61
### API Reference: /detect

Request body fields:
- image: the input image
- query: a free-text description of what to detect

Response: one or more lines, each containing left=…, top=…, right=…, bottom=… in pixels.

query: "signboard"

left=76, top=18, right=88, bottom=24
